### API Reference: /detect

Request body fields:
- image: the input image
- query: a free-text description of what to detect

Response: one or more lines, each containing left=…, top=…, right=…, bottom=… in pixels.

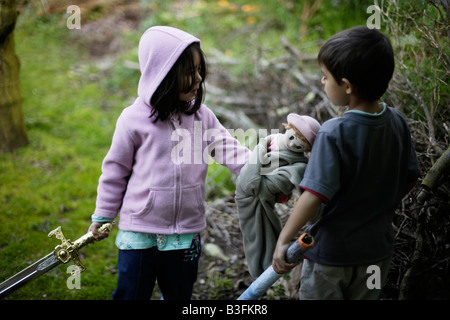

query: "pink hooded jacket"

left=93, top=26, right=249, bottom=234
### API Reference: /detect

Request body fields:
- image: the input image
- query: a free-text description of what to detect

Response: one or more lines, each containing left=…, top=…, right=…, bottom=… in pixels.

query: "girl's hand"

left=88, top=222, right=110, bottom=241
left=275, top=192, right=292, bottom=203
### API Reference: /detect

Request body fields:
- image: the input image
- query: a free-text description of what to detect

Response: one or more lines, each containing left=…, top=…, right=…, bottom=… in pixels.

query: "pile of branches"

left=387, top=133, right=450, bottom=299
left=205, top=36, right=337, bottom=133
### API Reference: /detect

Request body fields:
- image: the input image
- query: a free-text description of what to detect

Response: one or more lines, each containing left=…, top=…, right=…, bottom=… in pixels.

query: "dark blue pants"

left=112, top=235, right=201, bottom=300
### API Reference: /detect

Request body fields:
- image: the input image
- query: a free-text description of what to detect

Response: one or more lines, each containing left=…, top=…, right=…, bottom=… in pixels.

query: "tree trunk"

left=422, top=146, right=450, bottom=191
left=0, top=0, right=28, bottom=153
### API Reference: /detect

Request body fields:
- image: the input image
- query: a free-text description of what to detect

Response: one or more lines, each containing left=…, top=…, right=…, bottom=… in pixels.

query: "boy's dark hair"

left=150, top=42, right=207, bottom=122
left=318, top=26, right=394, bottom=102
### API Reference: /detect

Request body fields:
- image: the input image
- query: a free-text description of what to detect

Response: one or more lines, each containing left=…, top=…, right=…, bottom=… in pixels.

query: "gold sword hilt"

left=48, top=223, right=114, bottom=273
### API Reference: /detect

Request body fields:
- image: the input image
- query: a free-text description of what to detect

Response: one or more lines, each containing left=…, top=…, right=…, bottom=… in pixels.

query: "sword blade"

left=0, top=251, right=61, bottom=298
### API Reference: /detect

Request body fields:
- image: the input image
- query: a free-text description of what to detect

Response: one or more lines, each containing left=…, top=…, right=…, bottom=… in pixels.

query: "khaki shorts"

left=299, top=257, right=391, bottom=300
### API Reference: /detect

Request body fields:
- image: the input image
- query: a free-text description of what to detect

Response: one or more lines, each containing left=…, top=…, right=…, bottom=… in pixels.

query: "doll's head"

left=280, top=114, right=321, bottom=153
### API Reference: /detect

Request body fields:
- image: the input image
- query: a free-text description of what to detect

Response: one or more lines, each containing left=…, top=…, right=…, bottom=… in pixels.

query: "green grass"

left=0, top=6, right=246, bottom=300
left=0, top=14, right=122, bottom=299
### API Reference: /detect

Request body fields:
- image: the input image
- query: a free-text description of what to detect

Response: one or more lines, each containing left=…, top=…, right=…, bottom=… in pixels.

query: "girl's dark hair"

left=318, top=26, right=394, bottom=102
left=150, top=42, right=207, bottom=122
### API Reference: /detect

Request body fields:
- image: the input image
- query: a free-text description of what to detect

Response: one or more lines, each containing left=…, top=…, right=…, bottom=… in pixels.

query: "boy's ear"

left=341, top=78, right=354, bottom=94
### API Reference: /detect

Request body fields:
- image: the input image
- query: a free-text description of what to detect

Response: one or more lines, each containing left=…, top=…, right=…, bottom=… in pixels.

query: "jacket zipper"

left=170, top=119, right=182, bottom=234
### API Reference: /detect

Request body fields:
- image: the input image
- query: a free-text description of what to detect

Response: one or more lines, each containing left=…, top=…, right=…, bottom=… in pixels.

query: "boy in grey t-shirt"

left=272, top=26, right=420, bottom=299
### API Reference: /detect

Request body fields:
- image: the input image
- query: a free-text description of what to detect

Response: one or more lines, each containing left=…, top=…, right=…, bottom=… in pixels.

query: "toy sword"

left=237, top=233, right=314, bottom=300
left=0, top=223, right=113, bottom=299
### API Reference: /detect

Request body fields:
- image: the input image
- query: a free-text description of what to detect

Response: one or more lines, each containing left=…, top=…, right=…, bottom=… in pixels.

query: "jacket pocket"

left=179, top=184, right=206, bottom=228
left=131, top=187, right=175, bottom=227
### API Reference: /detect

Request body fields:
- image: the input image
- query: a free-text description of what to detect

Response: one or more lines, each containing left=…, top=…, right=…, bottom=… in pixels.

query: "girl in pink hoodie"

left=88, top=26, right=249, bottom=300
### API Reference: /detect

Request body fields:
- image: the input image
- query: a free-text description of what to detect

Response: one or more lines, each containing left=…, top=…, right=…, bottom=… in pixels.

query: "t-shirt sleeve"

left=299, top=130, right=341, bottom=203
left=392, top=108, right=420, bottom=184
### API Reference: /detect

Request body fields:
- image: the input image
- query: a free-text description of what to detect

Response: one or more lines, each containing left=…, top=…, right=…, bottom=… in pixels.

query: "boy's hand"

left=272, top=240, right=297, bottom=274
left=88, top=222, right=110, bottom=241
left=273, top=191, right=322, bottom=274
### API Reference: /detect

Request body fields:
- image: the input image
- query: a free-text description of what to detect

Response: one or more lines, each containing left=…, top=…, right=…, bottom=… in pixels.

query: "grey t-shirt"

left=300, top=104, right=420, bottom=265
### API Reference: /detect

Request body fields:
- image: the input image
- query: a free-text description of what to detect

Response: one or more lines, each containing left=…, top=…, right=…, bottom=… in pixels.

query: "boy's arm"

left=272, top=190, right=322, bottom=274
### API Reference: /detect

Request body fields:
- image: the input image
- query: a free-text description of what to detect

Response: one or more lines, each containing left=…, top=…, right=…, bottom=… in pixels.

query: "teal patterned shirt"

left=91, top=214, right=196, bottom=251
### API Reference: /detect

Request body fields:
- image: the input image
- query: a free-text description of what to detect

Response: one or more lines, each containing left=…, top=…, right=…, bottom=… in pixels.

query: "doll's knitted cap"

left=287, top=113, right=321, bottom=146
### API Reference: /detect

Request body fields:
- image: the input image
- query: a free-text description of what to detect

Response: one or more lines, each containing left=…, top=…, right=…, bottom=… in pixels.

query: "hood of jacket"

left=137, top=26, right=200, bottom=106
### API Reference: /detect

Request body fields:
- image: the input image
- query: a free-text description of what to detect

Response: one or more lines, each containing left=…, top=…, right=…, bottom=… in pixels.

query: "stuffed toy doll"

left=235, top=113, right=321, bottom=278
left=267, top=113, right=320, bottom=156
